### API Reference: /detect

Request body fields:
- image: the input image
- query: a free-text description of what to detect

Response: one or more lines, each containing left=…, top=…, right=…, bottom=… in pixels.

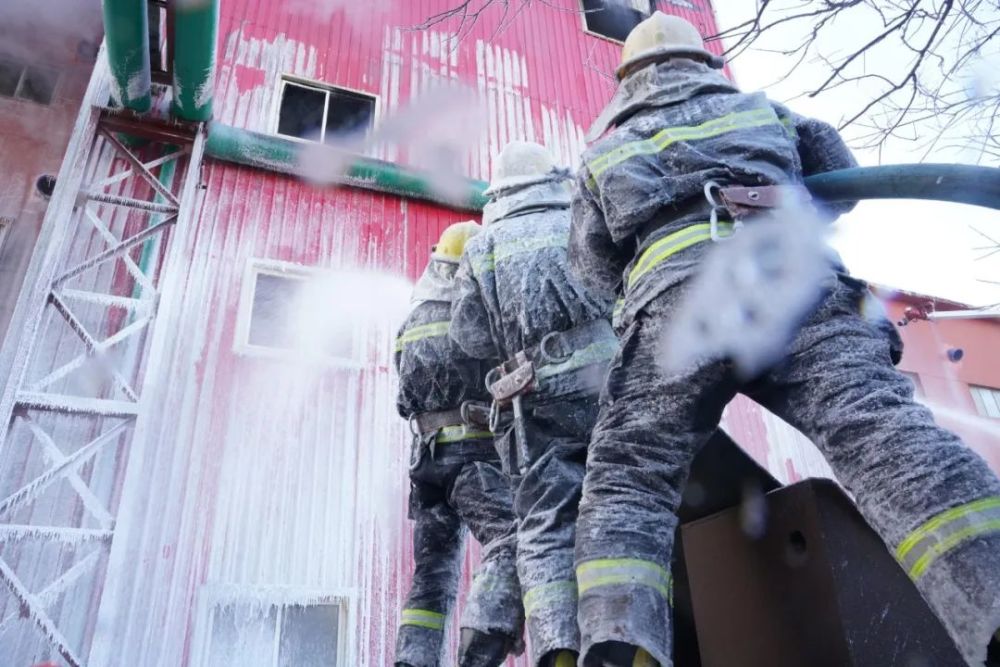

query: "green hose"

left=804, top=164, right=1000, bottom=211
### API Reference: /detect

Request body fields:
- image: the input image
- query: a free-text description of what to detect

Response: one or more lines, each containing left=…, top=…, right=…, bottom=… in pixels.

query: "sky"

left=711, top=0, right=1000, bottom=307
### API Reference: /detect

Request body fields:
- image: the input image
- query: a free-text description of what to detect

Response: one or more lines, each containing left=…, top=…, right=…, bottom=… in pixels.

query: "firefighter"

left=394, top=221, right=523, bottom=667
left=569, top=11, right=1000, bottom=667
left=450, top=142, right=617, bottom=667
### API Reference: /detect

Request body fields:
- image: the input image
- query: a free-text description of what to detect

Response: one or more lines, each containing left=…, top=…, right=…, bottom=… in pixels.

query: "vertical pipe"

left=171, top=0, right=219, bottom=121
left=102, top=0, right=152, bottom=112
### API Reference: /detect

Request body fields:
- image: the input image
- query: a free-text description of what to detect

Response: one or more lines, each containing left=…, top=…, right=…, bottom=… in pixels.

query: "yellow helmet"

left=433, top=220, right=482, bottom=262
left=485, top=141, right=561, bottom=196
left=617, top=11, right=724, bottom=80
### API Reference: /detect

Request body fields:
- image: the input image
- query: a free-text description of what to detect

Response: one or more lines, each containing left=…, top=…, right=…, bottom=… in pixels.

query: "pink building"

left=0, top=2, right=995, bottom=666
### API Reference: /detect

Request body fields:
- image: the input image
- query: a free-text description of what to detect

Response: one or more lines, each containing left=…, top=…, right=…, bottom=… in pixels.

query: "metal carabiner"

left=704, top=180, right=724, bottom=209
left=407, top=413, right=420, bottom=436
left=488, top=400, right=500, bottom=433
left=710, top=209, right=744, bottom=243
left=484, top=366, right=501, bottom=393
left=539, top=331, right=572, bottom=365
left=706, top=180, right=731, bottom=243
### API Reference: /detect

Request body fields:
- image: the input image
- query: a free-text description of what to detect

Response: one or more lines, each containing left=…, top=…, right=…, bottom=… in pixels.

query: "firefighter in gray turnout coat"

left=450, top=142, right=617, bottom=667
left=568, top=11, right=1000, bottom=667
left=394, top=221, right=523, bottom=667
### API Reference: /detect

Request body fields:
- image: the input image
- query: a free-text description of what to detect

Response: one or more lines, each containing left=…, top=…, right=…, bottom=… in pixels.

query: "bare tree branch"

left=708, top=0, right=1000, bottom=163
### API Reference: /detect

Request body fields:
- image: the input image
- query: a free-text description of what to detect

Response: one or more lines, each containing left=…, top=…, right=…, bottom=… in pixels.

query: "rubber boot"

left=538, top=649, right=578, bottom=667
left=458, top=628, right=513, bottom=667
left=586, top=641, right=659, bottom=667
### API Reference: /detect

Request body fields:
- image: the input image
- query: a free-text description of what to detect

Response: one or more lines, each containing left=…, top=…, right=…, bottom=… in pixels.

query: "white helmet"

left=485, top=141, right=563, bottom=196
left=617, top=11, right=724, bottom=80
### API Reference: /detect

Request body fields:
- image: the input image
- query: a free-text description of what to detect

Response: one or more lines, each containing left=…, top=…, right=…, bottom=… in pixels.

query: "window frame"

left=193, top=585, right=353, bottom=667
left=579, top=0, right=654, bottom=45
left=233, top=258, right=366, bottom=369
left=0, top=56, right=58, bottom=105
left=970, top=385, right=1000, bottom=419
left=270, top=74, right=379, bottom=145
left=0, top=217, right=11, bottom=257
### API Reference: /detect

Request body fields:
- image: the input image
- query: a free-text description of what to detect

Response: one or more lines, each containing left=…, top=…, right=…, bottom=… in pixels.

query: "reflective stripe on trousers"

left=627, top=222, right=734, bottom=290
left=522, top=580, right=578, bottom=620
left=895, top=496, right=1000, bottom=579
left=400, top=608, right=446, bottom=630
left=395, top=320, right=450, bottom=352
left=576, top=558, right=672, bottom=603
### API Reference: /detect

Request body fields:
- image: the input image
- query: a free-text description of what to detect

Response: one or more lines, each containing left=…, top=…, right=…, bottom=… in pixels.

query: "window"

left=235, top=260, right=360, bottom=365
left=202, top=598, right=347, bottom=667
left=582, top=0, right=653, bottom=43
left=970, top=386, right=1000, bottom=419
left=0, top=217, right=12, bottom=255
left=0, top=56, right=57, bottom=105
left=275, top=76, right=376, bottom=144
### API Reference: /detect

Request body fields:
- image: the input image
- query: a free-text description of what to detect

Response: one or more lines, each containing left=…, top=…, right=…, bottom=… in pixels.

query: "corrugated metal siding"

left=0, top=1, right=832, bottom=665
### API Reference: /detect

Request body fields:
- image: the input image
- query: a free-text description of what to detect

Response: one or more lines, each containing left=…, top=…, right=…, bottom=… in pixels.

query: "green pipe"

left=102, top=0, right=152, bottom=112
left=204, top=123, right=490, bottom=212
left=804, top=164, right=1000, bottom=211
left=171, top=0, right=219, bottom=121
left=205, top=124, right=1000, bottom=214
left=132, top=148, right=178, bottom=302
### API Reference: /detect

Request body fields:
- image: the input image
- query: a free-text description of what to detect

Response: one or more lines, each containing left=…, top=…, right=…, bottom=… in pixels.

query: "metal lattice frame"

left=0, top=108, right=203, bottom=666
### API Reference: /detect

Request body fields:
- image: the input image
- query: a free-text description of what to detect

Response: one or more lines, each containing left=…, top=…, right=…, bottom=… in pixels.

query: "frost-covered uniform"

left=451, top=179, right=616, bottom=666
left=395, top=299, right=523, bottom=667
left=569, top=59, right=1000, bottom=666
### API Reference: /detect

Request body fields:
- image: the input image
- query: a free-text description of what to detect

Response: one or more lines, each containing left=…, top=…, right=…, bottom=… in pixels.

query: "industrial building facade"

left=0, top=1, right=996, bottom=666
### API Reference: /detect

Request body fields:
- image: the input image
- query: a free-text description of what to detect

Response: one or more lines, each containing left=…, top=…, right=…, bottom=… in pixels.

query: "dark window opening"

left=19, top=66, right=58, bottom=104
left=0, top=57, right=23, bottom=97
left=276, top=78, right=375, bottom=144
left=325, top=89, right=376, bottom=139
left=278, top=83, right=328, bottom=141
left=0, top=56, right=58, bottom=104
left=582, top=0, right=653, bottom=42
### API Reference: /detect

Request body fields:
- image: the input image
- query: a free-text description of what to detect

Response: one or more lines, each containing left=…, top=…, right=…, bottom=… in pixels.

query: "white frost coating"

left=0, top=524, right=112, bottom=545
left=190, top=269, right=412, bottom=666
left=475, top=39, right=585, bottom=181
left=215, top=31, right=319, bottom=131
left=194, top=73, right=214, bottom=111
left=127, top=70, right=150, bottom=103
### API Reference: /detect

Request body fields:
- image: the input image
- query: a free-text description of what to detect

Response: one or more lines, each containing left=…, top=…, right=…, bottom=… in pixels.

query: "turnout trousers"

left=396, top=435, right=523, bottom=666
left=497, top=395, right=598, bottom=665
left=575, top=273, right=1000, bottom=666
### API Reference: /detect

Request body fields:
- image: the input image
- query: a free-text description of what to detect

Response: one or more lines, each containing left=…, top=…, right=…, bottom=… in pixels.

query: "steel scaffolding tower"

left=0, top=104, right=204, bottom=665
